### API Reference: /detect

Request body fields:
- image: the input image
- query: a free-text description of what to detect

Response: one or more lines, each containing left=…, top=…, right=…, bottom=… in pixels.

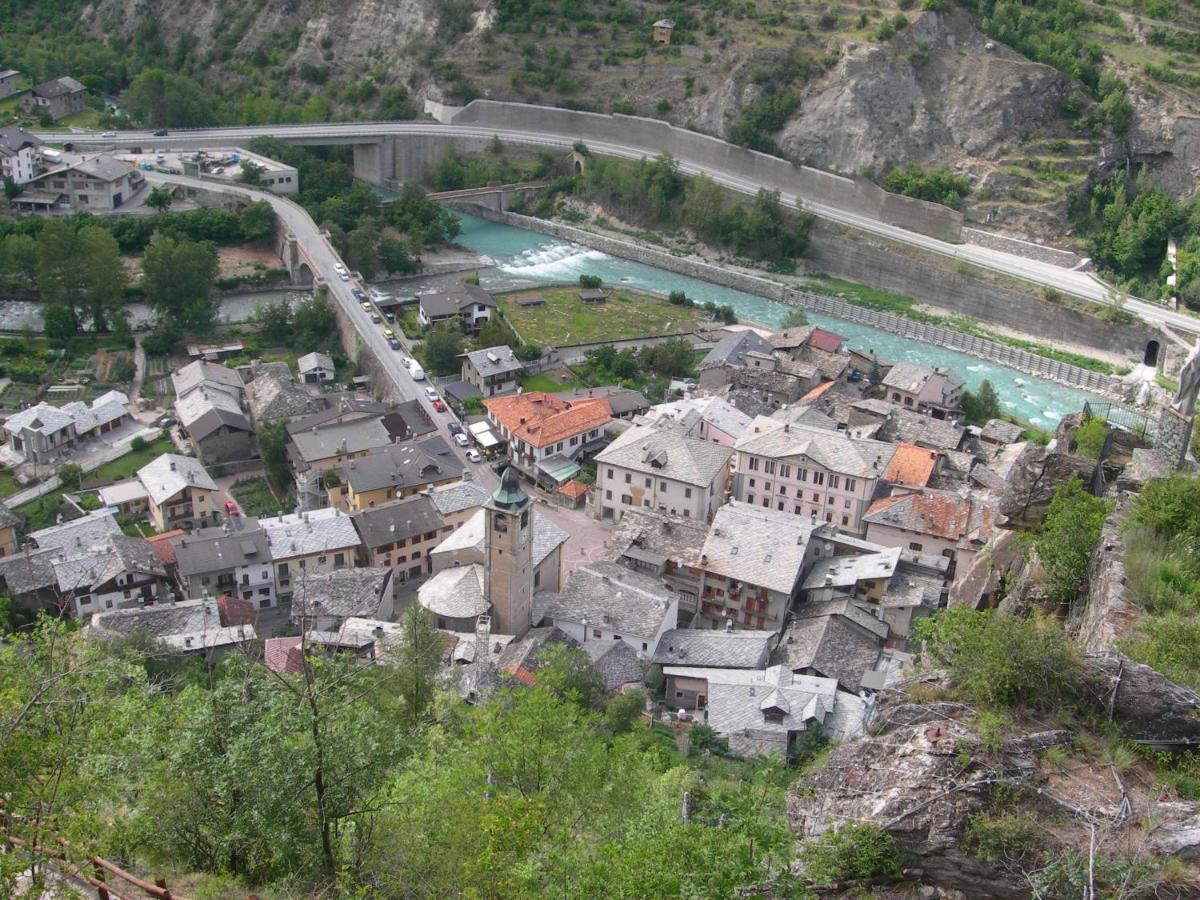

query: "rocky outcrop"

left=1071, top=503, right=1145, bottom=652
left=777, top=10, right=1073, bottom=177
left=948, top=530, right=1025, bottom=610
left=993, top=446, right=1096, bottom=529
left=1082, top=652, right=1200, bottom=744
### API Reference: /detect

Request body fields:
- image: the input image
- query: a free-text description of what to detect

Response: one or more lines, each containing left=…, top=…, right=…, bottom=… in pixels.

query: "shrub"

left=579, top=274, right=602, bottom=289
left=1072, top=416, right=1108, bottom=458
left=915, top=606, right=1080, bottom=709
left=130, top=436, right=148, bottom=452
left=799, top=823, right=901, bottom=886
left=976, top=709, right=1010, bottom=754
left=963, top=809, right=1040, bottom=863
left=1033, top=476, right=1111, bottom=610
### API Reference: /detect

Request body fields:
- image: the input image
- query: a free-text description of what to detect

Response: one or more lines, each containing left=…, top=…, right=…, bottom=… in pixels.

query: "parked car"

left=400, top=356, right=412, bottom=369
left=388, top=338, right=402, bottom=350
left=433, top=400, right=446, bottom=413
left=383, top=328, right=395, bottom=338
left=371, top=314, right=381, bottom=324
left=224, top=500, right=240, bottom=517
left=453, top=432, right=470, bottom=448
left=465, top=449, right=482, bottom=463
left=447, top=422, right=463, bottom=435
left=153, top=129, right=168, bottom=137
left=424, top=387, right=439, bottom=402
left=360, top=301, right=372, bottom=311
left=101, top=131, right=116, bottom=138
left=383, top=311, right=396, bottom=322
left=352, top=287, right=367, bottom=301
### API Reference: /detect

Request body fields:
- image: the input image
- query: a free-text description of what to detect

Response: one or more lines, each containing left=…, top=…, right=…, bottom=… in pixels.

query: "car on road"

left=447, top=422, right=463, bottom=435
left=433, top=400, right=446, bottom=413
left=101, top=131, right=116, bottom=138
left=388, top=338, right=402, bottom=350
left=360, top=301, right=372, bottom=311
left=383, top=328, right=395, bottom=338
left=424, top=387, right=439, bottom=402
left=224, top=500, right=240, bottom=517
left=410, top=362, right=425, bottom=380
left=453, top=432, right=470, bottom=448
left=400, top=356, right=411, bottom=369
left=334, top=263, right=350, bottom=281
left=383, top=311, right=395, bottom=322
left=371, top=314, right=382, bottom=324
left=352, top=287, right=367, bottom=301
left=465, top=448, right=482, bottom=463
left=153, top=129, right=168, bottom=137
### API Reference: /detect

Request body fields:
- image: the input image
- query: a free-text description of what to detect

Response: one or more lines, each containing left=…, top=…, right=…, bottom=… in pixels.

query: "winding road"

left=46, top=120, right=1200, bottom=339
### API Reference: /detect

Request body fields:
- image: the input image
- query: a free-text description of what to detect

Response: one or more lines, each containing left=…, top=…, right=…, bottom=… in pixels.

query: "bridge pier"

left=351, top=134, right=492, bottom=186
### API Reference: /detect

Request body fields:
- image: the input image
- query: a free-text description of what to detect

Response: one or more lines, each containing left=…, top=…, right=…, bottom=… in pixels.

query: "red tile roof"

left=264, top=636, right=304, bottom=674
left=557, top=480, right=590, bottom=500
left=147, top=529, right=185, bottom=566
left=217, top=594, right=256, bottom=628
left=799, top=380, right=837, bottom=404
left=864, top=491, right=993, bottom=544
left=884, top=443, right=939, bottom=488
left=484, top=392, right=611, bottom=449
left=807, top=328, right=845, bottom=354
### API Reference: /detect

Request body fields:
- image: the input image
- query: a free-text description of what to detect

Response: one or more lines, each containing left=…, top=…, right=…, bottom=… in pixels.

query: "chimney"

left=169, top=459, right=176, bottom=471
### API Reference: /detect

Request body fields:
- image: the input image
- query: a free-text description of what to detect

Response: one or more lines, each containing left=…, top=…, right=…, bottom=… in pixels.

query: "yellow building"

left=137, top=454, right=219, bottom=532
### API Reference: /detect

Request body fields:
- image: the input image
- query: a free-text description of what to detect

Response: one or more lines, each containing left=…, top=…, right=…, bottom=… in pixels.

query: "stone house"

left=173, top=518, right=277, bottom=610
left=297, top=352, right=336, bottom=384
left=352, top=494, right=453, bottom=584
left=22, top=76, right=85, bottom=120
left=52, top=533, right=168, bottom=618
left=417, top=283, right=496, bottom=332
left=862, top=489, right=994, bottom=577
left=0, top=125, right=41, bottom=184
left=28, top=153, right=145, bottom=211
left=290, top=567, right=395, bottom=633
left=733, top=417, right=895, bottom=534
left=261, top=508, right=361, bottom=601
left=462, top=345, right=526, bottom=397
left=594, top=424, right=732, bottom=523
left=881, top=361, right=964, bottom=420
left=0, top=69, right=19, bottom=99
left=137, top=454, right=219, bottom=532
left=0, top=503, right=19, bottom=558
left=332, top=436, right=459, bottom=511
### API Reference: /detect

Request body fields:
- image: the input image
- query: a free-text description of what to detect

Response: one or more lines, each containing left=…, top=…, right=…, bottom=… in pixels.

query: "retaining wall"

left=450, top=101, right=964, bottom=242
left=804, top=222, right=1157, bottom=360
left=452, top=204, right=1125, bottom=398
left=961, top=226, right=1083, bottom=268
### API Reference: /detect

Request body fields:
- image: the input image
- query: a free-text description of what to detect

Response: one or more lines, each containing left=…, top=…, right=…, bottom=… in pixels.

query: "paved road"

left=46, top=121, right=1200, bottom=337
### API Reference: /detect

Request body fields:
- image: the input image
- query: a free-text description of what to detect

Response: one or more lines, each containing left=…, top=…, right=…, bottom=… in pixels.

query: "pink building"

left=732, top=417, right=895, bottom=534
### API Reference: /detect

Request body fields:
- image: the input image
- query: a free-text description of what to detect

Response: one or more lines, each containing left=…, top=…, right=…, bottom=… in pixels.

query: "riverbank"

left=449, top=203, right=1128, bottom=401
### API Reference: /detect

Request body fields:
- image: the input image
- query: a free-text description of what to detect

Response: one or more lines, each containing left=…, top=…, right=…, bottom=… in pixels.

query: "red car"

left=432, top=399, right=446, bottom=413
left=224, top=500, right=240, bottom=517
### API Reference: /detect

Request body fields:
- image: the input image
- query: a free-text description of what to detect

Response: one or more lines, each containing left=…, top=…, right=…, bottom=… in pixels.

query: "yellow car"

left=383, top=328, right=395, bottom=338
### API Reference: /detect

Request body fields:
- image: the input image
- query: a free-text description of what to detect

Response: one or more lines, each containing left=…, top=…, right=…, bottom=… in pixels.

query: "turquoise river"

left=451, top=211, right=1105, bottom=427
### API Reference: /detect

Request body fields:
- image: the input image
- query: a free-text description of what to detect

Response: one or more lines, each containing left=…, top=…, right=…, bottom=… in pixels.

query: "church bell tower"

left=484, top=466, right=534, bottom=637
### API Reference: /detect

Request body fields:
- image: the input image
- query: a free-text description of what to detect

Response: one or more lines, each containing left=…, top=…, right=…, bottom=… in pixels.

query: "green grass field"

left=231, top=478, right=289, bottom=518
left=519, top=372, right=585, bottom=393
left=497, top=288, right=703, bottom=348
left=88, top=436, right=173, bottom=484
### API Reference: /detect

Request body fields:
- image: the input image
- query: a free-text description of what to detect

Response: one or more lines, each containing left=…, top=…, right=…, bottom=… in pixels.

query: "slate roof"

left=60, top=394, right=129, bottom=433
left=767, top=326, right=816, bottom=350
left=534, top=562, right=676, bottom=642
left=0, top=547, right=60, bottom=595
left=698, top=330, right=774, bottom=370
left=343, top=437, right=451, bottom=494
left=670, top=665, right=838, bottom=737
left=735, top=416, right=896, bottom=478
left=485, top=392, right=611, bottom=449
left=419, top=283, right=496, bottom=317
left=981, top=418, right=1025, bottom=444
left=0, top=501, right=21, bottom=530
left=770, top=404, right=840, bottom=432
left=610, top=508, right=708, bottom=567
left=245, top=374, right=322, bottom=424
left=89, top=598, right=256, bottom=649
left=262, top=508, right=360, bottom=559
left=888, top=407, right=965, bottom=451
left=701, top=501, right=826, bottom=595
left=596, top=424, right=732, bottom=488
left=652, top=628, right=773, bottom=668
left=774, top=603, right=886, bottom=691
left=174, top=520, right=270, bottom=577
left=428, top=507, right=566, bottom=570
left=291, top=567, right=391, bottom=620
left=465, top=345, right=525, bottom=379
left=53, top=534, right=165, bottom=592
left=426, top=479, right=490, bottom=516
left=5, top=402, right=75, bottom=436
left=0, top=126, right=40, bottom=159
left=29, top=508, right=121, bottom=552
left=582, top=640, right=646, bottom=691
left=419, top=563, right=488, bottom=619
left=31, top=76, right=85, bottom=98
left=642, top=395, right=752, bottom=440
left=174, top=384, right=249, bottom=441
left=137, top=454, right=217, bottom=505
left=353, top=496, right=445, bottom=550
left=884, top=443, right=940, bottom=488
left=172, top=360, right=244, bottom=399
left=286, top=397, right=390, bottom=435
left=383, top=400, right=437, bottom=440
left=882, top=360, right=937, bottom=392
left=291, top=417, right=393, bottom=463
left=71, top=154, right=132, bottom=182
left=863, top=491, right=994, bottom=545
left=297, top=352, right=334, bottom=375
left=802, top=548, right=902, bottom=590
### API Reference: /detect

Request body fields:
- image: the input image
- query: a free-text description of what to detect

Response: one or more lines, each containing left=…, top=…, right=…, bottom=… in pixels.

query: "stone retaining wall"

left=452, top=204, right=1124, bottom=398
left=962, top=226, right=1083, bottom=268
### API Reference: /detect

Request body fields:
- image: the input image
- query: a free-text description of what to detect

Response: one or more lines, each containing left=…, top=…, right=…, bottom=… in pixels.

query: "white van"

left=409, top=362, right=425, bottom=381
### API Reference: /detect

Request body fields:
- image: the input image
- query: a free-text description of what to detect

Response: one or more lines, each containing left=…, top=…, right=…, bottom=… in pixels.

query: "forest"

left=0, top=606, right=812, bottom=898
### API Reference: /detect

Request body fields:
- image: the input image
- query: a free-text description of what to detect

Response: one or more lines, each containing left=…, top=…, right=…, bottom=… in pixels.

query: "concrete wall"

left=451, top=101, right=964, bottom=242
left=804, top=222, right=1156, bottom=361
left=456, top=205, right=1131, bottom=397
left=962, top=226, right=1083, bottom=268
